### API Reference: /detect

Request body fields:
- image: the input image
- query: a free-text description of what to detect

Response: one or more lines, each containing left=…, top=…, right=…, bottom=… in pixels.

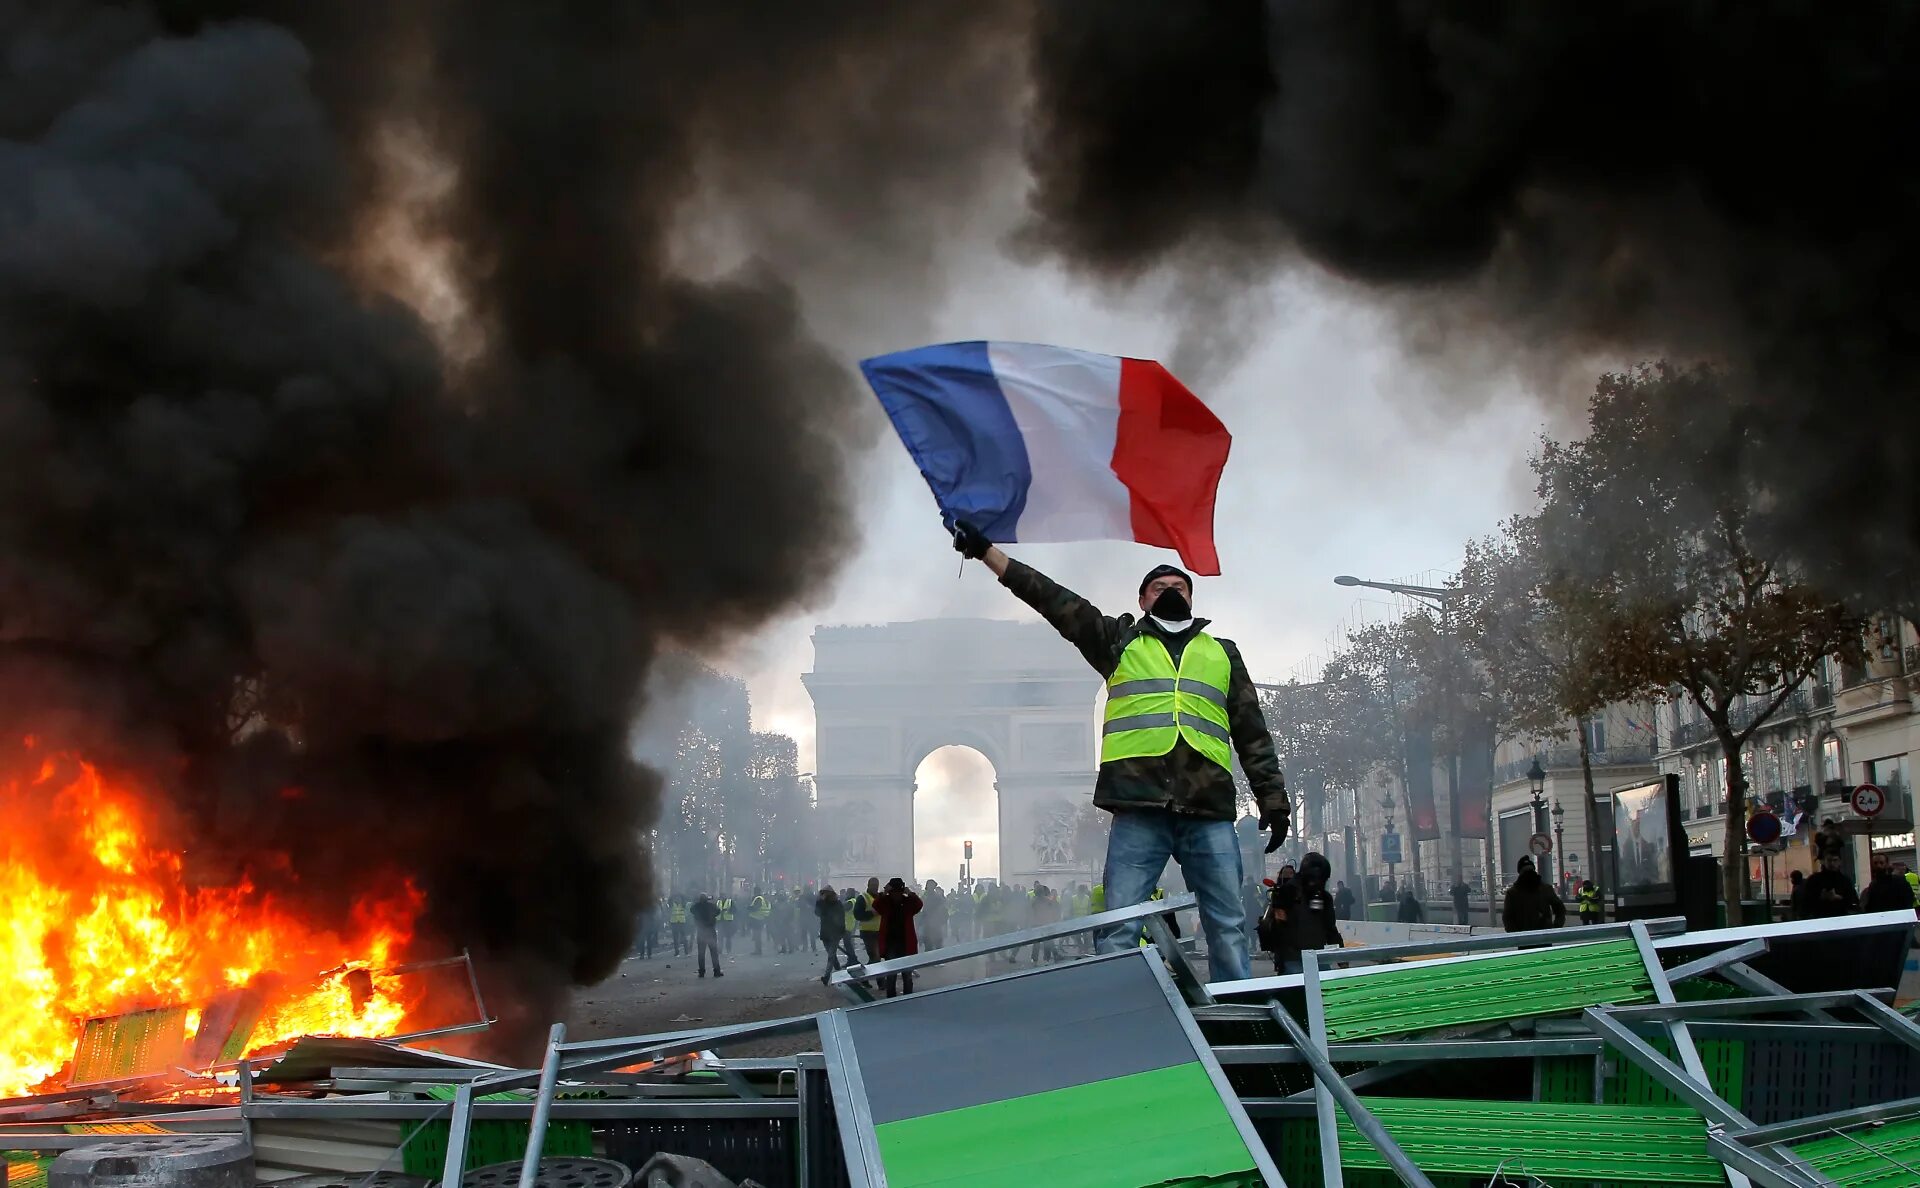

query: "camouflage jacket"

left=1001, top=559, right=1288, bottom=824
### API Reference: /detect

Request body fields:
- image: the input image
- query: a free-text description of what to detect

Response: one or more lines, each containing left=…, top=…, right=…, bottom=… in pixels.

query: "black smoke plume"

left=0, top=1, right=1014, bottom=1049
left=1026, top=2, right=1920, bottom=615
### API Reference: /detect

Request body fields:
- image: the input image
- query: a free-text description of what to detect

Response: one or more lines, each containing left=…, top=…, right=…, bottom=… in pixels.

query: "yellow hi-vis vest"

left=750, top=895, right=770, bottom=920
left=669, top=901, right=687, bottom=924
left=1101, top=633, right=1233, bottom=770
left=718, top=897, right=734, bottom=922
left=856, top=893, right=882, bottom=932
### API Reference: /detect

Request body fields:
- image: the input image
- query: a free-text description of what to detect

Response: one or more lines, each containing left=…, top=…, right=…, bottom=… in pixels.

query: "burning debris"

left=0, top=743, right=426, bottom=1096
left=0, top=0, right=1021, bottom=1071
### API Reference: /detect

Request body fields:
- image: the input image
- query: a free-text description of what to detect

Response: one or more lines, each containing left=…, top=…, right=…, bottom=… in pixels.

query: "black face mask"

left=1148, top=587, right=1191, bottom=622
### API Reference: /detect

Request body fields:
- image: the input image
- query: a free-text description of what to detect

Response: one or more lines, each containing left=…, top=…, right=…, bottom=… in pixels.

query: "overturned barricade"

left=5, top=901, right=1917, bottom=1188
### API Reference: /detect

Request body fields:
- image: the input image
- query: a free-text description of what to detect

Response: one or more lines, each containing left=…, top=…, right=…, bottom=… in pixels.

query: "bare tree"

left=1458, top=517, right=1617, bottom=910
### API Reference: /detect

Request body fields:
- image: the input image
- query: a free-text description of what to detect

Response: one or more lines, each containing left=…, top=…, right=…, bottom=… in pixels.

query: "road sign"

left=1747, top=811, right=1783, bottom=846
left=1852, top=783, right=1887, bottom=818
left=1380, top=829, right=1402, bottom=865
left=1528, top=832, right=1553, bottom=857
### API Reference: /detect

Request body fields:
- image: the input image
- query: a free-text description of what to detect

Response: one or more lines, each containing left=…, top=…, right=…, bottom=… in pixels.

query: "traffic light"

left=964, top=839, right=973, bottom=860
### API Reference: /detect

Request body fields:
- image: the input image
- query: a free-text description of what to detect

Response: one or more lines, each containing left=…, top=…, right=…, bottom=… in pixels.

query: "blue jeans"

left=1098, top=808, right=1250, bottom=982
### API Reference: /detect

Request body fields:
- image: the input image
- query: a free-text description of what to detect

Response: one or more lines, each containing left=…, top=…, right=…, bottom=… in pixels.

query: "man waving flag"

left=860, top=341, right=1232, bottom=574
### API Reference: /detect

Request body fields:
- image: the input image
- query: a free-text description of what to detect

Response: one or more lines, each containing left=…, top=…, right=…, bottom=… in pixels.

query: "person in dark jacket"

left=873, top=877, right=923, bottom=997
left=1795, top=850, right=1861, bottom=919
left=1502, top=856, right=1565, bottom=932
left=954, top=525, right=1289, bottom=983
left=1333, top=881, right=1356, bottom=921
left=1243, top=877, right=1270, bottom=936
left=1449, top=879, right=1472, bottom=925
left=689, top=893, right=724, bottom=978
left=1259, top=852, right=1342, bottom=974
left=816, top=887, right=851, bottom=985
left=920, top=880, right=948, bottom=950
left=1863, top=854, right=1916, bottom=913
left=1396, top=888, right=1425, bottom=923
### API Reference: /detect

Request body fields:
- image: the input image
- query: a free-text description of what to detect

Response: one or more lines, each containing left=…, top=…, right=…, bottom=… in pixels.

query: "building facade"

left=1490, top=704, right=1660, bottom=900
left=1647, top=615, right=1919, bottom=897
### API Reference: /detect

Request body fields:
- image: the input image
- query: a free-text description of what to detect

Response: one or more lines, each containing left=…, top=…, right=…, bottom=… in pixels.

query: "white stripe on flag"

left=986, top=341, right=1132, bottom=542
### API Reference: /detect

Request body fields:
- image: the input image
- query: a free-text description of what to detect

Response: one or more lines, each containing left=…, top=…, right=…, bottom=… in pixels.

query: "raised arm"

left=951, top=520, right=1126, bottom=672
left=979, top=543, right=1011, bottom=579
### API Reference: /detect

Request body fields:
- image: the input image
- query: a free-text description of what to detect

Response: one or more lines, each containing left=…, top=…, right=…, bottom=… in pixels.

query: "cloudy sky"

left=680, top=159, right=1582, bottom=879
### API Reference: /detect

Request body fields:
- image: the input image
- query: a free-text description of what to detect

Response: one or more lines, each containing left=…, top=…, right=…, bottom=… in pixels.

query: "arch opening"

left=913, top=745, right=998, bottom=883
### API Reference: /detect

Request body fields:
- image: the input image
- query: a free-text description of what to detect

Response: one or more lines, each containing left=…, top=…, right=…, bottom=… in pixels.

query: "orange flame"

left=0, top=748, right=426, bottom=1095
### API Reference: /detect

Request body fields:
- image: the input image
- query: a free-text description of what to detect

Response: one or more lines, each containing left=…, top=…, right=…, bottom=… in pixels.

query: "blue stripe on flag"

left=860, top=341, right=1031, bottom=539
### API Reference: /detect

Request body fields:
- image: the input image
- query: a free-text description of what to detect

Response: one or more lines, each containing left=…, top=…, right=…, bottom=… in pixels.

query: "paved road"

left=564, top=932, right=1094, bottom=1055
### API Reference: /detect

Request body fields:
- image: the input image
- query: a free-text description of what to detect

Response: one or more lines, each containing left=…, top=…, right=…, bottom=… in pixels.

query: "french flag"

left=860, top=341, right=1232, bottom=574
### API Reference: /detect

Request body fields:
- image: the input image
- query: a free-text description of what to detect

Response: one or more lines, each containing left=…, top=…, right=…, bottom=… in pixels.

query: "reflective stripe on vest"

left=750, top=896, right=770, bottom=919
left=718, top=898, right=733, bottom=921
left=669, top=903, right=687, bottom=924
left=1101, top=632, right=1233, bottom=769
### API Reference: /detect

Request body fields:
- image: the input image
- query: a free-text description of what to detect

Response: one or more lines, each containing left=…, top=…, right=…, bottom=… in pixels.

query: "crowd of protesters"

left=628, top=875, right=1110, bottom=995
left=1787, top=819, right=1918, bottom=920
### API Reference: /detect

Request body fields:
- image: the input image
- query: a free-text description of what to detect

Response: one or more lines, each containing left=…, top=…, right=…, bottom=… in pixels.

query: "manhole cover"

left=463, top=1160, right=630, bottom=1188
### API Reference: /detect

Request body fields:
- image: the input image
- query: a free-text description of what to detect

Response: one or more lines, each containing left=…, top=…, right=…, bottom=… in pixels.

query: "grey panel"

left=1742, top=1033, right=1920, bottom=1124
left=844, top=955, right=1198, bottom=1126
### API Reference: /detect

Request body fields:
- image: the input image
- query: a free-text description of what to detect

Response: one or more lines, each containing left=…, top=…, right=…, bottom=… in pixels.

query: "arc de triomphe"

left=803, top=618, right=1102, bottom=886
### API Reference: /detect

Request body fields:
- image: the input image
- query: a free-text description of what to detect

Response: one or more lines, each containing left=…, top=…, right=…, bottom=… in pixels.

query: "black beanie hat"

left=1139, top=564, right=1193, bottom=596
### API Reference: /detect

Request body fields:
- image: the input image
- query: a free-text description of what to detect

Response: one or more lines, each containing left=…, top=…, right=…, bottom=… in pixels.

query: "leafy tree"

left=1533, top=365, right=1864, bottom=922
left=748, top=731, right=822, bottom=888
left=632, top=658, right=753, bottom=893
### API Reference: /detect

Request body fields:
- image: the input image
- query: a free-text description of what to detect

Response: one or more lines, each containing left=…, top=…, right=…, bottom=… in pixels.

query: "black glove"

left=1259, top=804, right=1290, bottom=853
left=951, top=519, right=991, bottom=560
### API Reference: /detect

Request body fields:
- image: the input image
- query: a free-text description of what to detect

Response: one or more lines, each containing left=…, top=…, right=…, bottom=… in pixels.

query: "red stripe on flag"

left=1112, top=358, right=1231, bottom=575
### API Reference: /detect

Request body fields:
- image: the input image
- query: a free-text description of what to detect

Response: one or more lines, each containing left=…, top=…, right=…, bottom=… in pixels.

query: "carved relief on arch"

left=818, top=726, right=893, bottom=773
left=819, top=798, right=879, bottom=869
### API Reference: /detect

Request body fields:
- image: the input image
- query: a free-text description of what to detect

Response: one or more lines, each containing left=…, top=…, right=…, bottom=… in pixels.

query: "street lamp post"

left=1527, top=756, right=1547, bottom=878
left=1378, top=790, right=1398, bottom=900
left=1333, top=575, right=1452, bottom=607
left=1551, top=798, right=1567, bottom=893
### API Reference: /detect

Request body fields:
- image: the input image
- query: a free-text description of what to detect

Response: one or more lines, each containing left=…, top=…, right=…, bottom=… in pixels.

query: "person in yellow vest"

left=1085, top=882, right=1107, bottom=955
left=749, top=888, right=771, bottom=955
left=1069, top=883, right=1094, bottom=954
left=854, top=876, right=885, bottom=968
left=955, top=524, right=1290, bottom=982
left=1136, top=886, right=1183, bottom=946
left=1576, top=879, right=1602, bottom=925
left=668, top=893, right=689, bottom=957
left=1071, top=883, right=1093, bottom=918
left=716, top=894, right=736, bottom=955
